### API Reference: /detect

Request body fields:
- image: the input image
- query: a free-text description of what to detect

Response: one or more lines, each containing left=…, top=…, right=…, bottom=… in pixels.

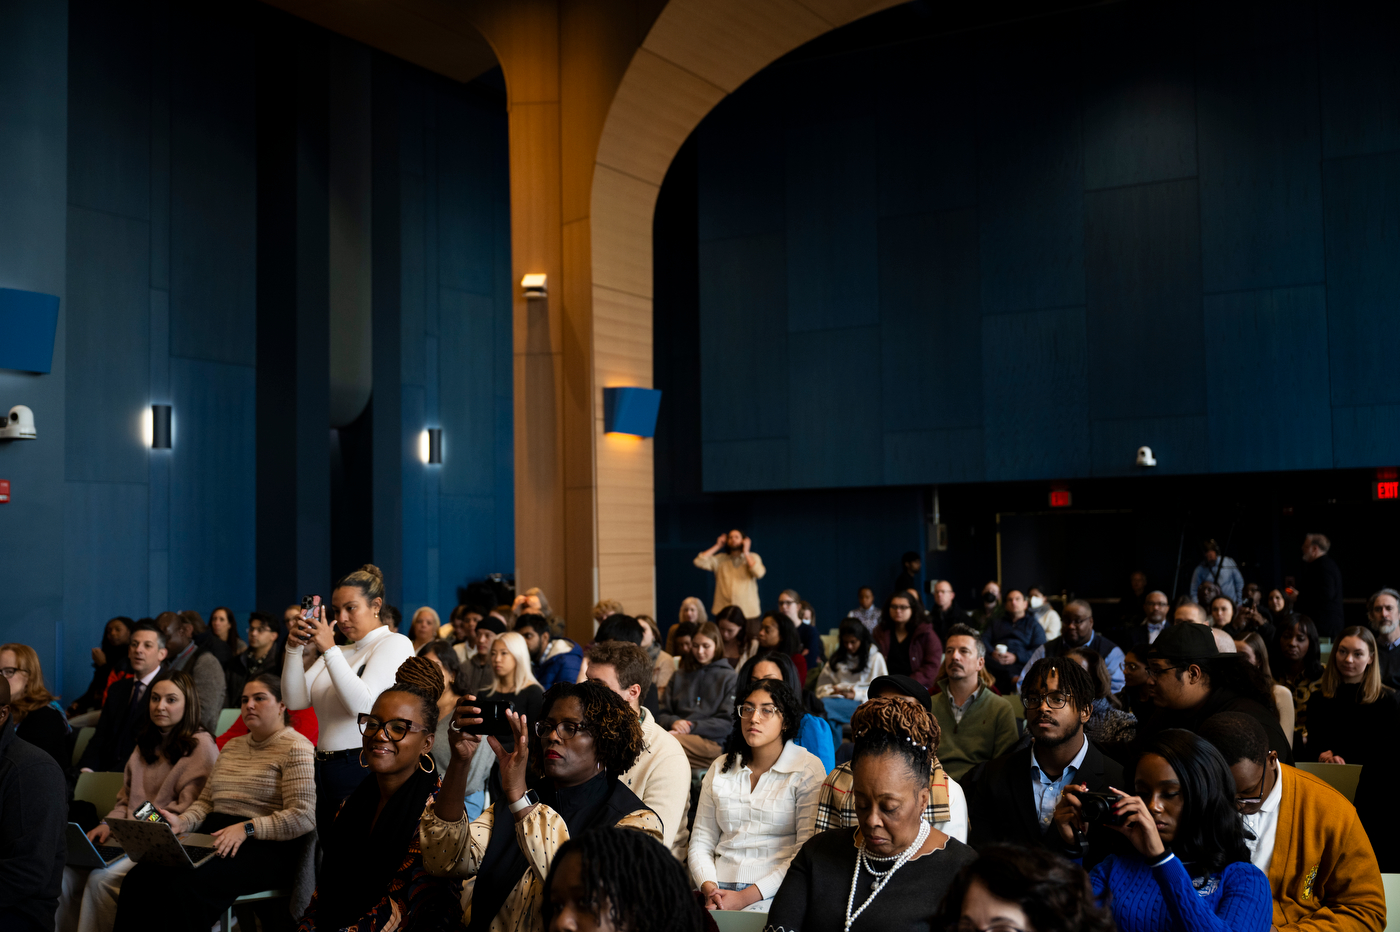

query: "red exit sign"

left=1049, top=489, right=1073, bottom=508
left=1377, top=481, right=1399, bottom=501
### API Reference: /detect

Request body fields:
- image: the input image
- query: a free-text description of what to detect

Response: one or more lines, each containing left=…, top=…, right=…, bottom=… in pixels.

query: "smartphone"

left=457, top=697, right=515, bottom=737
left=133, top=801, right=166, bottom=823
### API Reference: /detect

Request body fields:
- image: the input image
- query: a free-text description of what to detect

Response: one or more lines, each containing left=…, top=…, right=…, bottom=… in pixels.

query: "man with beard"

left=929, top=625, right=1018, bottom=781
left=693, top=529, right=766, bottom=620
left=1120, top=590, right=1170, bottom=648
left=1367, top=588, right=1400, bottom=689
left=1017, top=600, right=1126, bottom=693
left=966, top=657, right=1123, bottom=869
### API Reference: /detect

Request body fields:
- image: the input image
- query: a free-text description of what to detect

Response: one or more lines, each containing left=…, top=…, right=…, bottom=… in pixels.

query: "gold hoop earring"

left=359, top=749, right=369, bottom=768
left=419, top=754, right=435, bottom=774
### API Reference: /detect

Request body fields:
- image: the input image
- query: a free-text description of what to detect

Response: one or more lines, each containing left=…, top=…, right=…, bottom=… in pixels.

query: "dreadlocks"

left=543, top=826, right=705, bottom=932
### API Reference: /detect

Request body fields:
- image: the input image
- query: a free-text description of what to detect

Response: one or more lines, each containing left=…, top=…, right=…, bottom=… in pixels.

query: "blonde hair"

left=410, top=606, right=441, bottom=632
left=1321, top=625, right=1386, bottom=704
left=677, top=596, right=708, bottom=626
left=0, top=643, right=57, bottom=720
left=488, top=631, right=540, bottom=695
left=337, top=563, right=387, bottom=607
left=523, top=587, right=554, bottom=620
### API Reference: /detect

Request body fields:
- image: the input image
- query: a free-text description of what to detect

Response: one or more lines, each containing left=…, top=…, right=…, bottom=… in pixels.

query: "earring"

left=420, top=754, right=435, bottom=774
left=359, top=749, right=369, bottom=768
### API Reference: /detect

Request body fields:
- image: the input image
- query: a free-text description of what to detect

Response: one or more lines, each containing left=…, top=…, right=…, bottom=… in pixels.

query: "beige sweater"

left=181, top=726, right=316, bottom=841
left=620, top=709, right=691, bottom=848
left=108, top=731, right=219, bottom=821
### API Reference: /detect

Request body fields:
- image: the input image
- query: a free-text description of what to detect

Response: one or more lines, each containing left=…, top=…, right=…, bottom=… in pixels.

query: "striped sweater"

left=181, top=726, right=316, bottom=841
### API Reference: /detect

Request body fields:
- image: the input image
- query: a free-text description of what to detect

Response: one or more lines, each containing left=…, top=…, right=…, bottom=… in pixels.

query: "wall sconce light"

left=149, top=404, right=172, bottom=449
left=603, top=387, right=662, bottom=438
left=420, top=428, right=442, bottom=465
left=521, top=273, right=547, bottom=299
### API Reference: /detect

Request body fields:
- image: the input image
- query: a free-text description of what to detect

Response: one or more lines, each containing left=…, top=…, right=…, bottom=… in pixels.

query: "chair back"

left=1382, top=873, right=1400, bottom=932
left=216, top=707, right=242, bottom=736
left=72, top=726, right=97, bottom=766
left=73, top=771, right=125, bottom=819
left=1294, top=761, right=1363, bottom=803
left=711, top=911, right=769, bottom=932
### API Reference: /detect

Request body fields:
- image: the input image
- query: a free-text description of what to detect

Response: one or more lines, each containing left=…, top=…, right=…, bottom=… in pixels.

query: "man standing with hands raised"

left=694, top=529, right=766, bottom=620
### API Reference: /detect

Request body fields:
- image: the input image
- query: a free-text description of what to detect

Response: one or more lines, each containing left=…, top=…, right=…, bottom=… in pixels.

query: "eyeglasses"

left=1120, top=661, right=1143, bottom=673
left=738, top=703, right=780, bottom=720
left=357, top=714, right=429, bottom=741
left=1019, top=691, right=1069, bottom=710
left=951, top=921, right=1029, bottom=932
left=1145, top=663, right=1183, bottom=680
left=0, top=667, right=20, bottom=678
left=1235, top=760, right=1277, bottom=812
left=535, top=720, right=589, bottom=740
left=889, top=603, right=913, bottom=612
left=778, top=599, right=796, bottom=607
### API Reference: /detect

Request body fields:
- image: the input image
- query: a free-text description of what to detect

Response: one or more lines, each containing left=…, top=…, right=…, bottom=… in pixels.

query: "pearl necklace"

left=844, top=819, right=930, bottom=932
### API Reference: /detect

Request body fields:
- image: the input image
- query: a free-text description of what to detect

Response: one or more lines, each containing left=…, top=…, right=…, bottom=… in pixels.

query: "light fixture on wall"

left=603, top=387, right=662, bottom=438
left=147, top=404, right=172, bottom=449
left=521, top=273, right=548, bottom=299
left=420, top=428, right=442, bottom=465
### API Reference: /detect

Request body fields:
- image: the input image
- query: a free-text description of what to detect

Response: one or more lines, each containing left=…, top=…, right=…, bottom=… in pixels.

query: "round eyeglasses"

left=357, top=714, right=429, bottom=742
left=535, top=720, right=589, bottom=740
left=1019, top=691, right=1069, bottom=710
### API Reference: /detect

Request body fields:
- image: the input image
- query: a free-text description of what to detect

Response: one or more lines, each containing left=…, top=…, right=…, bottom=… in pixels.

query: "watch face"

left=244, top=822, right=255, bottom=836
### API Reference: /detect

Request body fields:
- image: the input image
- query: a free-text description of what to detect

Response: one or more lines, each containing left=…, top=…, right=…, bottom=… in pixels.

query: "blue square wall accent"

left=0, top=288, right=60, bottom=373
left=604, top=387, right=662, bottom=438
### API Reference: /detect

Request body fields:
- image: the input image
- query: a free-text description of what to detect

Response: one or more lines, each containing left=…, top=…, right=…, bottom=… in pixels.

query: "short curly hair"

left=537, top=680, right=645, bottom=778
left=720, top=678, right=804, bottom=773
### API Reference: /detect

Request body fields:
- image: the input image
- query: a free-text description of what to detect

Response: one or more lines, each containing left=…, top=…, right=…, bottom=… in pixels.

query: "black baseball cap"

left=868, top=674, right=931, bottom=712
left=477, top=616, right=507, bottom=636
left=1148, top=623, right=1220, bottom=663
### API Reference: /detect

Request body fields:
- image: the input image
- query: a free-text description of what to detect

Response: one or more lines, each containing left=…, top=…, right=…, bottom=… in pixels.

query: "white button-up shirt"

left=688, top=740, right=826, bottom=899
left=1242, top=760, right=1284, bottom=871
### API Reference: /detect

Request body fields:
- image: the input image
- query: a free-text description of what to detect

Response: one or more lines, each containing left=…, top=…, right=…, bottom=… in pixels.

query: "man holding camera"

left=966, top=656, right=1122, bottom=869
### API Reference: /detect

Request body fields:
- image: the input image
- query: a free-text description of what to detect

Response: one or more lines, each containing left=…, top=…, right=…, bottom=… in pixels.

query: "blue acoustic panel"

left=1319, top=0, right=1400, bottom=159
left=0, top=287, right=60, bottom=373
left=604, top=387, right=662, bottom=438
left=1084, top=179, right=1204, bottom=419
left=878, top=209, right=982, bottom=431
left=785, top=117, right=879, bottom=333
left=439, top=288, right=497, bottom=494
left=1196, top=32, right=1324, bottom=294
left=399, top=170, right=427, bottom=387
left=64, top=208, right=150, bottom=483
left=1081, top=1, right=1197, bottom=189
left=1322, top=152, right=1400, bottom=406
left=63, top=480, right=148, bottom=689
left=493, top=394, right=514, bottom=562
left=977, top=33, right=1085, bottom=315
left=168, top=358, right=255, bottom=612
left=438, top=493, right=496, bottom=609
left=436, top=95, right=501, bottom=297
left=1203, top=286, right=1332, bottom=473
left=702, top=438, right=789, bottom=492
left=1331, top=405, right=1400, bottom=468
left=697, top=88, right=787, bottom=243
left=698, top=234, right=788, bottom=441
left=883, top=428, right=985, bottom=485
left=1090, top=416, right=1208, bottom=477
left=980, top=308, right=1092, bottom=481
left=400, top=384, right=427, bottom=607
left=876, top=43, right=978, bottom=218
left=787, top=327, right=882, bottom=488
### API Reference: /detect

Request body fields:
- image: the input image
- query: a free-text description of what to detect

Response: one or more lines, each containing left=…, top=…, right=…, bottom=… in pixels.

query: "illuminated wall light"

left=420, top=428, right=442, bottom=465
left=149, top=404, right=172, bottom=450
left=602, top=387, right=661, bottom=438
left=521, top=273, right=547, bottom=299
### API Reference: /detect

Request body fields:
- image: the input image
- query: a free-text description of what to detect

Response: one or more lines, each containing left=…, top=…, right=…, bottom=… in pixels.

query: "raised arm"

left=281, top=643, right=313, bottom=711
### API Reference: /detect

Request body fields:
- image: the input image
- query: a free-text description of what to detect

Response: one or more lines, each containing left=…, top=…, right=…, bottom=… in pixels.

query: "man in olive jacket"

left=930, top=624, right=1018, bottom=781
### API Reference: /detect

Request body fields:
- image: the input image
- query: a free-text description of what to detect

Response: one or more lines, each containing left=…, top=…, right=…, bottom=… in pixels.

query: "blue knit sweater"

left=1089, top=852, right=1271, bottom=932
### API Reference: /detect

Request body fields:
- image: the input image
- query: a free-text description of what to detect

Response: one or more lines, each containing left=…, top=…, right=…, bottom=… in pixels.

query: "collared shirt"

left=847, top=606, right=881, bottom=632
left=1241, top=760, right=1284, bottom=871
left=1145, top=620, right=1166, bottom=644
left=128, top=664, right=163, bottom=710
left=1030, top=734, right=1090, bottom=830
left=948, top=684, right=982, bottom=724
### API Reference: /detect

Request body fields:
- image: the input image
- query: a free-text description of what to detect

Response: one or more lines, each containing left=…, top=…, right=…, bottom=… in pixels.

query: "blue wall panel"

left=63, top=481, right=148, bottom=673
left=1331, top=406, right=1400, bottom=468
left=884, top=428, right=984, bottom=485
left=875, top=50, right=977, bottom=218
left=438, top=288, right=497, bottom=495
left=702, top=439, right=790, bottom=492
left=697, top=91, right=786, bottom=242
left=1091, top=416, right=1208, bottom=477
left=1319, top=0, right=1400, bottom=159
left=436, top=93, right=496, bottom=297
left=787, top=326, right=882, bottom=488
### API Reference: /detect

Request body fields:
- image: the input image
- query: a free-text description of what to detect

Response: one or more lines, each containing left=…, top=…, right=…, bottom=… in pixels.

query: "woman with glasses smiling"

left=689, top=678, right=826, bottom=913
left=422, top=680, right=660, bottom=932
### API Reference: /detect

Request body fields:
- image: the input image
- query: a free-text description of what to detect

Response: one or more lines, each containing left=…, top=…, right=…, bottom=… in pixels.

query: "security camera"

left=0, top=405, right=36, bottom=440
left=1136, top=445, right=1156, bottom=467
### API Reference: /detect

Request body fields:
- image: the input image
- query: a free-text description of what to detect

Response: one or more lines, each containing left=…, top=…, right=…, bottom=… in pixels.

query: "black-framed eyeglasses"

left=1235, top=758, right=1278, bottom=812
left=777, top=599, right=796, bottom=607
left=951, top=920, right=1029, bottom=932
left=535, top=719, right=589, bottom=740
left=357, top=714, right=429, bottom=741
left=1020, top=691, right=1069, bottom=710
left=1145, top=663, right=1183, bottom=680
left=0, top=667, right=20, bottom=678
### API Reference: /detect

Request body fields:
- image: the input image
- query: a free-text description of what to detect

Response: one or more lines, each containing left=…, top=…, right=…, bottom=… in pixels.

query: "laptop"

left=107, top=817, right=219, bottom=869
left=65, top=822, right=127, bottom=869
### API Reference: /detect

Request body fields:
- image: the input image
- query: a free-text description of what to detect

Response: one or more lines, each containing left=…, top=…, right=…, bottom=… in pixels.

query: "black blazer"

left=966, top=737, right=1123, bottom=869
left=77, top=671, right=162, bottom=772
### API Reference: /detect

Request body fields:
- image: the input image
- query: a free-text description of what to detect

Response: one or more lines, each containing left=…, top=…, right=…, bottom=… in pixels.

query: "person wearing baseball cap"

left=1138, top=624, right=1293, bottom=763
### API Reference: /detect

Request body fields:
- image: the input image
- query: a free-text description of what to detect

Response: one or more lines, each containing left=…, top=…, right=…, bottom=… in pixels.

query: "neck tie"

left=128, top=681, right=145, bottom=718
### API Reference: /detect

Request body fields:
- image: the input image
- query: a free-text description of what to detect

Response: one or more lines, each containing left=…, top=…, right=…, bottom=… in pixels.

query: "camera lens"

left=1080, top=795, right=1111, bottom=823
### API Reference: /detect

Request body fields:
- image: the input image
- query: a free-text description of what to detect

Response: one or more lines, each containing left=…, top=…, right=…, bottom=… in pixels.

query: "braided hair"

left=543, top=826, right=705, bottom=932
left=385, top=656, right=446, bottom=732
left=850, top=696, right=937, bottom=781
left=537, top=681, right=646, bottom=778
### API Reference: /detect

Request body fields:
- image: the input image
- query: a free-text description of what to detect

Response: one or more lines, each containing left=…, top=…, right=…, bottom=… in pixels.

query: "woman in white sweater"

left=814, top=618, right=889, bottom=724
left=282, top=563, right=414, bottom=830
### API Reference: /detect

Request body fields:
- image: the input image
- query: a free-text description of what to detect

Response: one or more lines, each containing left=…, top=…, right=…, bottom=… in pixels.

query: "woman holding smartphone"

left=282, top=564, right=415, bottom=833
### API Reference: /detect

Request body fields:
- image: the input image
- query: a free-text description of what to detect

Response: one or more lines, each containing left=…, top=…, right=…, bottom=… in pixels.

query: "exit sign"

left=1377, top=481, right=1399, bottom=501
left=1049, top=489, right=1072, bottom=508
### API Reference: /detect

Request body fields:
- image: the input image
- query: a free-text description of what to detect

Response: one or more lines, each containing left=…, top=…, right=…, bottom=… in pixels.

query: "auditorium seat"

left=216, top=707, right=242, bottom=735
left=711, top=910, right=769, bottom=932
left=1294, top=762, right=1362, bottom=803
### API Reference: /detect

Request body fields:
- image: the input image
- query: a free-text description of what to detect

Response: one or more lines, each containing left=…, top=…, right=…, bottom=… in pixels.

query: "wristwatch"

left=507, top=789, right=541, bottom=814
left=244, top=822, right=256, bottom=838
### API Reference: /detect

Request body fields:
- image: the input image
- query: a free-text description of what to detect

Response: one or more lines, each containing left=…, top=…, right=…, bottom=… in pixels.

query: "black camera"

left=1078, top=791, right=1129, bottom=826
left=982, top=591, right=998, bottom=605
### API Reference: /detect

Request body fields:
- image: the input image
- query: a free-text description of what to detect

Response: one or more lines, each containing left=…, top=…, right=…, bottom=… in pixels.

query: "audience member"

left=665, top=619, right=699, bottom=664
left=1209, top=595, right=1236, bottom=629
left=815, top=618, right=889, bottom=724
left=1114, top=645, right=1156, bottom=722
left=0, top=644, right=67, bottom=768
left=1122, top=591, right=1171, bottom=647
left=1366, top=588, right=1400, bottom=688
left=584, top=641, right=690, bottom=848
left=777, top=589, right=825, bottom=667
left=935, top=844, right=1116, bottom=932
left=711, top=605, right=755, bottom=668
left=423, top=681, right=661, bottom=931
left=543, top=826, right=706, bottom=932
left=657, top=620, right=736, bottom=769
left=1018, top=600, right=1126, bottom=694
left=408, top=606, right=442, bottom=654
left=483, top=631, right=547, bottom=731
left=872, top=591, right=943, bottom=689
left=814, top=693, right=967, bottom=842
left=383, top=604, right=403, bottom=634
left=78, top=620, right=169, bottom=772
left=1056, top=730, right=1270, bottom=932
left=1234, top=631, right=1294, bottom=742
left=767, top=693, right=976, bottom=931
left=59, top=672, right=218, bottom=932
left=693, top=529, right=766, bottom=619
left=737, top=651, right=833, bottom=772
left=417, top=639, right=469, bottom=778
left=592, top=599, right=624, bottom=629
left=1198, top=712, right=1384, bottom=932
left=448, top=605, right=483, bottom=658
left=690, top=678, right=825, bottom=912
left=0, top=674, right=66, bottom=932
left=463, top=615, right=505, bottom=697
left=1173, top=599, right=1210, bottom=626
left=514, top=613, right=584, bottom=690
left=931, top=624, right=1018, bottom=781
left=635, top=615, right=676, bottom=697
left=224, top=610, right=284, bottom=708
left=848, top=586, right=880, bottom=632
left=982, top=589, right=1045, bottom=693
left=512, top=586, right=559, bottom=636
left=1299, top=626, right=1396, bottom=765
left=1112, top=569, right=1151, bottom=636
left=1267, top=588, right=1288, bottom=619
left=1063, top=647, right=1137, bottom=754
left=926, top=580, right=969, bottom=642
left=1273, top=614, right=1324, bottom=749
left=156, top=610, right=226, bottom=734
left=677, top=596, right=707, bottom=628
left=1027, top=586, right=1062, bottom=640
left=208, top=606, right=245, bottom=662
left=757, top=611, right=808, bottom=683
left=1190, top=539, right=1244, bottom=606
left=968, top=657, right=1123, bottom=865
left=1138, top=624, right=1293, bottom=763
left=1296, top=534, right=1343, bottom=640
left=112, top=673, right=316, bottom=932
left=299, top=657, right=463, bottom=931
left=282, top=564, right=415, bottom=834
left=67, top=617, right=133, bottom=722
left=1196, top=578, right=1224, bottom=609
left=972, top=580, right=1003, bottom=630
left=588, top=614, right=662, bottom=716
